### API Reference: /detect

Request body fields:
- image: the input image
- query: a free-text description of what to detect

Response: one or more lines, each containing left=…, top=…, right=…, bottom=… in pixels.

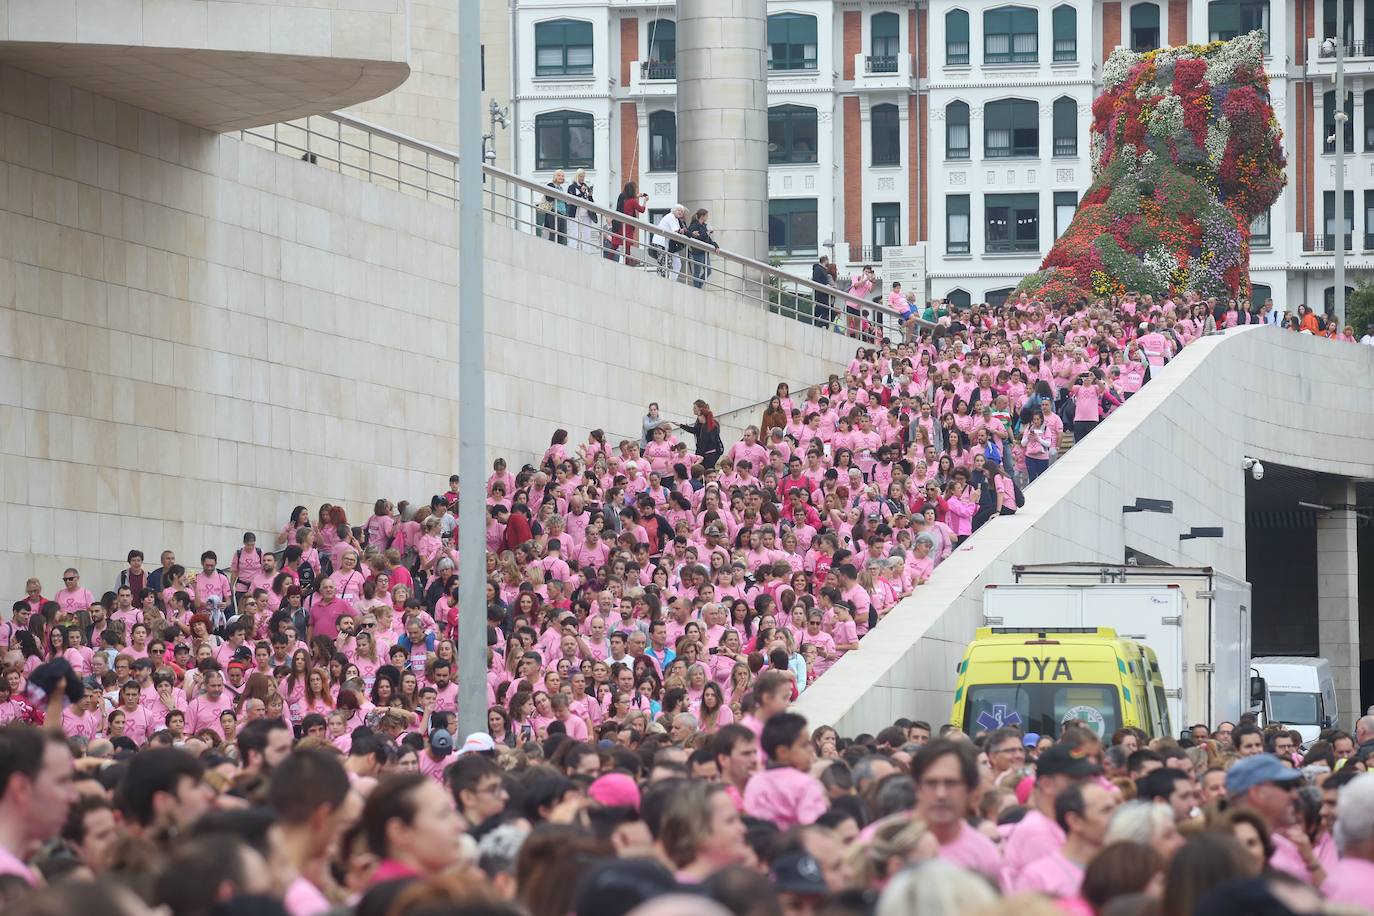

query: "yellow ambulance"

left=950, top=627, right=1172, bottom=740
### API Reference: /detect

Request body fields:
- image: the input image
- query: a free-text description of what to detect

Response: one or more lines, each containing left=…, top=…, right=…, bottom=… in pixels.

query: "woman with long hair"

left=612, top=180, right=648, bottom=265
left=677, top=399, right=724, bottom=468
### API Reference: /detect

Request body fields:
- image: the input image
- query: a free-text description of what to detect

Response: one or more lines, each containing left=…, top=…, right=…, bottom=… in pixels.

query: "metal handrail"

left=240, top=112, right=934, bottom=339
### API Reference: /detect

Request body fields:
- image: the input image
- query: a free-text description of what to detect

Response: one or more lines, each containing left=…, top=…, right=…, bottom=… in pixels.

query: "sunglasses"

left=63, top=576, right=78, bottom=582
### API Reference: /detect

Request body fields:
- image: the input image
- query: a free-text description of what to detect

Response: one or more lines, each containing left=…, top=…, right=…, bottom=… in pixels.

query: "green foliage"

left=1347, top=279, right=1374, bottom=332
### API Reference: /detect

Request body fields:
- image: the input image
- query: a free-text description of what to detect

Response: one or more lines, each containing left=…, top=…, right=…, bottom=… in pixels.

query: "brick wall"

left=1103, top=2, right=1121, bottom=62
left=843, top=10, right=860, bottom=81
left=844, top=95, right=862, bottom=246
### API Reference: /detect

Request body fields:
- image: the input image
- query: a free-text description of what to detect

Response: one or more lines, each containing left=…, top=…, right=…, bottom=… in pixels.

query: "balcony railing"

left=1304, top=232, right=1358, bottom=252
left=640, top=60, right=676, bottom=80
left=1316, top=38, right=1368, bottom=57
left=865, top=55, right=898, bottom=73
left=239, top=113, right=931, bottom=342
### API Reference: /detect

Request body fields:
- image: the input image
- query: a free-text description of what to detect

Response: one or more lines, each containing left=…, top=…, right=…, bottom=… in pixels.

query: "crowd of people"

left=2, top=290, right=1372, bottom=915
left=5, top=707, right=1374, bottom=916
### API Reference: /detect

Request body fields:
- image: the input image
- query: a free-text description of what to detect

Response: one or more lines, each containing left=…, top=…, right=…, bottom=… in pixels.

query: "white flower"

left=1149, top=93, right=1185, bottom=140
left=1102, top=46, right=1141, bottom=90
left=1205, top=119, right=1231, bottom=169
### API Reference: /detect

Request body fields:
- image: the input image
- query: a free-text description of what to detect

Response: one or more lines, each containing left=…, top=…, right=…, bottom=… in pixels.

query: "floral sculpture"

left=1018, top=32, right=1285, bottom=304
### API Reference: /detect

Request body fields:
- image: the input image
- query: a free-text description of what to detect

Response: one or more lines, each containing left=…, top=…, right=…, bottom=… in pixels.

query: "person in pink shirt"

left=1002, top=743, right=1101, bottom=889
left=1223, top=753, right=1318, bottom=884
left=191, top=551, right=232, bottom=612
left=1323, top=772, right=1374, bottom=909
left=743, top=712, right=828, bottom=829
left=0, top=724, right=78, bottom=887
left=1013, top=781, right=1118, bottom=896
left=54, top=568, right=95, bottom=616
left=914, top=739, right=1003, bottom=884
left=185, top=667, right=236, bottom=739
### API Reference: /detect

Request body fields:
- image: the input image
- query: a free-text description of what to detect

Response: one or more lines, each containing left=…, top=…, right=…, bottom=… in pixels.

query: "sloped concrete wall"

left=793, top=328, right=1374, bottom=736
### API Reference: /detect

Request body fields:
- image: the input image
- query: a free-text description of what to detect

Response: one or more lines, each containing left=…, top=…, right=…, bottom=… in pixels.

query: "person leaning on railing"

left=610, top=181, right=648, bottom=266
left=684, top=209, right=719, bottom=289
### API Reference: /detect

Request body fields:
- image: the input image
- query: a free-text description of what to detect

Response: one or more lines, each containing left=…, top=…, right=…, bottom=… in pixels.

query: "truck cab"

left=951, top=627, right=1167, bottom=740
left=1249, top=657, right=1338, bottom=744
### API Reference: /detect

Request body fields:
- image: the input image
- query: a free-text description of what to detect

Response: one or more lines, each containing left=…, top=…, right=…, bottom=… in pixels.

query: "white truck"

left=984, top=563, right=1259, bottom=735
left=1250, top=657, right=1339, bottom=743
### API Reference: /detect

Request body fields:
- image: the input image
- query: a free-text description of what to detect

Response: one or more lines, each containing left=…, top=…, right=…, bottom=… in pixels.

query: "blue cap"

left=1225, top=754, right=1303, bottom=796
left=1023, top=732, right=1041, bottom=747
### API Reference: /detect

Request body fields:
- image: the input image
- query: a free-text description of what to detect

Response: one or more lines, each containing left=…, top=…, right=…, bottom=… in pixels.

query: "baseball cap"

left=1023, top=732, right=1041, bottom=748
left=1224, top=754, right=1302, bottom=796
left=1035, top=743, right=1102, bottom=778
left=457, top=732, right=497, bottom=756
left=588, top=772, right=642, bottom=811
left=771, top=849, right=829, bottom=896
left=429, top=728, right=454, bottom=757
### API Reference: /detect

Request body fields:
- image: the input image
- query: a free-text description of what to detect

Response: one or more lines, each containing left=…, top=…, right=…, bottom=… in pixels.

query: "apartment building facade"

left=509, top=0, right=1366, bottom=316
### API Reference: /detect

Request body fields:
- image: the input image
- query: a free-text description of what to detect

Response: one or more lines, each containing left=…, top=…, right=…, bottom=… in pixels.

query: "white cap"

left=458, top=732, right=497, bottom=755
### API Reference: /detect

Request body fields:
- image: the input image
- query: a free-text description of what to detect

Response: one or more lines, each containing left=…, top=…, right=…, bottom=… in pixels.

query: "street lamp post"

left=457, top=0, right=488, bottom=739
left=1329, top=6, right=1348, bottom=326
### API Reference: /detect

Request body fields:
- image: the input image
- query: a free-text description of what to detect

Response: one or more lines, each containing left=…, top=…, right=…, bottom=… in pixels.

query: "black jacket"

left=686, top=219, right=718, bottom=250
left=812, top=262, right=833, bottom=303
left=678, top=420, right=724, bottom=459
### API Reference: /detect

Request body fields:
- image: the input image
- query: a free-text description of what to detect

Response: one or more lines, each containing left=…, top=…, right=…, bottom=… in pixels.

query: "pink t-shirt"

left=742, top=766, right=828, bottom=829
left=1269, top=832, right=1314, bottom=885
left=938, top=820, right=1003, bottom=882
left=1013, top=849, right=1082, bottom=897
left=1001, top=808, right=1065, bottom=889
left=283, top=875, right=332, bottom=916
left=1323, top=856, right=1374, bottom=910
left=0, top=844, right=37, bottom=887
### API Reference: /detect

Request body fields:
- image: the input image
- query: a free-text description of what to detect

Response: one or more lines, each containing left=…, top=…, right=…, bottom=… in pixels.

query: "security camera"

left=1242, top=457, right=1264, bottom=480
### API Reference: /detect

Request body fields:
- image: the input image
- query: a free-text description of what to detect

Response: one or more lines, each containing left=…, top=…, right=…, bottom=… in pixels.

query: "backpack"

left=1013, top=479, right=1027, bottom=508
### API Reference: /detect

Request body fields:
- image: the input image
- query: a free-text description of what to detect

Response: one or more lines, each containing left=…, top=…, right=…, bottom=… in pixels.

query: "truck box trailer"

left=983, top=564, right=1254, bottom=732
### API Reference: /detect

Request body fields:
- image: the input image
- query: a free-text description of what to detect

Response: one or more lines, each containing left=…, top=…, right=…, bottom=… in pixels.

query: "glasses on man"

left=63, top=576, right=78, bottom=582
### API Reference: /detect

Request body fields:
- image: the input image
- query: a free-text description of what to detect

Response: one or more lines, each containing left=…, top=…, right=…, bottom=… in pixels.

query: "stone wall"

left=0, top=63, right=856, bottom=593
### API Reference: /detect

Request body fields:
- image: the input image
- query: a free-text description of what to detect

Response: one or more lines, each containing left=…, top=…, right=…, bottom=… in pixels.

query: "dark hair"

left=1231, top=724, right=1263, bottom=750
left=0, top=724, right=62, bottom=801
left=1081, top=841, right=1164, bottom=910
left=911, top=738, right=980, bottom=790
left=361, top=773, right=431, bottom=857
left=760, top=713, right=808, bottom=760
left=1161, top=833, right=1255, bottom=916
left=155, top=834, right=256, bottom=916
left=268, top=748, right=351, bottom=826
left=117, top=747, right=206, bottom=827
left=235, top=718, right=289, bottom=769
left=1054, top=782, right=1089, bottom=833
left=448, top=754, right=502, bottom=804
left=1136, top=767, right=1191, bottom=804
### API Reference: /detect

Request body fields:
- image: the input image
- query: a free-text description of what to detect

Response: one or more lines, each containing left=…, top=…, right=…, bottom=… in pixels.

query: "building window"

left=768, top=105, right=819, bottom=164
left=871, top=103, right=901, bottom=166
left=648, top=110, right=676, bottom=172
left=1130, top=3, right=1161, bottom=50
left=1052, top=97, right=1077, bottom=156
left=985, top=99, right=1039, bottom=158
left=947, top=289, right=972, bottom=309
left=1325, top=90, right=1354, bottom=153
left=1324, top=189, right=1354, bottom=250
left=535, top=19, right=594, bottom=77
left=1054, top=191, right=1077, bottom=238
left=1251, top=208, right=1271, bottom=246
left=985, top=6, right=1038, bottom=64
left=1365, top=90, right=1374, bottom=148
left=946, top=9, right=970, bottom=65
left=985, top=287, right=1016, bottom=308
left=870, top=12, right=900, bottom=72
left=946, top=101, right=971, bottom=159
left=872, top=203, right=901, bottom=259
left=986, top=193, right=1040, bottom=252
left=644, top=19, right=676, bottom=78
left=1324, top=0, right=1354, bottom=44
left=1366, top=191, right=1374, bottom=245
left=947, top=195, right=971, bottom=254
left=534, top=110, right=594, bottom=169
left=769, top=198, right=818, bottom=256
left=1250, top=283, right=1272, bottom=307
left=768, top=13, right=818, bottom=71
left=1324, top=285, right=1355, bottom=311
left=1052, top=6, right=1077, bottom=61
left=1208, top=0, right=1269, bottom=51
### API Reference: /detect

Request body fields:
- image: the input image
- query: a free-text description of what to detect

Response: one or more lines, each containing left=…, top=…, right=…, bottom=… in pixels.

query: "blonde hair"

left=876, top=859, right=997, bottom=916
left=850, top=816, right=933, bottom=887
